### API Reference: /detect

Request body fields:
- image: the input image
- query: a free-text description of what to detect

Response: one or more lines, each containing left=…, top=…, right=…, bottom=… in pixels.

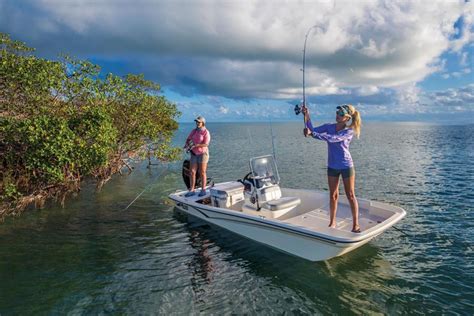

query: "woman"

left=303, top=104, right=362, bottom=233
left=183, top=115, right=211, bottom=197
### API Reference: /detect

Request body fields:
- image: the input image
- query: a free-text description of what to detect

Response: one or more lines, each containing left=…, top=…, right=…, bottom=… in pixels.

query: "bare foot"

left=328, top=222, right=336, bottom=228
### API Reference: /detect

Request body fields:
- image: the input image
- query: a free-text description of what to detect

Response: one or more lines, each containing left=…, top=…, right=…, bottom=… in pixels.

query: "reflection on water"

left=0, top=122, right=473, bottom=314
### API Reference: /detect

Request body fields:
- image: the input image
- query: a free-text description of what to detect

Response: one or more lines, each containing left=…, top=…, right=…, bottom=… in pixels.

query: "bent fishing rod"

left=295, top=25, right=318, bottom=137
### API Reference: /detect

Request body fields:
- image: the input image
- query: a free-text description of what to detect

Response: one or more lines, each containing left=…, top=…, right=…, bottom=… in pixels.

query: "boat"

left=169, top=155, right=406, bottom=261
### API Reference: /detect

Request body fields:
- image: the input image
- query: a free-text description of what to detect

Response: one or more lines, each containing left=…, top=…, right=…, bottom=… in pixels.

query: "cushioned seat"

left=264, top=197, right=301, bottom=211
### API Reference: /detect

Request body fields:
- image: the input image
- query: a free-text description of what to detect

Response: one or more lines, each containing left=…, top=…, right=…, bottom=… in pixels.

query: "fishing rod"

left=269, top=117, right=277, bottom=161
left=294, top=25, right=318, bottom=137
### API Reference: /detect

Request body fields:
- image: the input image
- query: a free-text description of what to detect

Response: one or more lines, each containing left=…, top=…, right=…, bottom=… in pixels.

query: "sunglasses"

left=336, top=109, right=346, bottom=117
left=336, top=105, right=352, bottom=117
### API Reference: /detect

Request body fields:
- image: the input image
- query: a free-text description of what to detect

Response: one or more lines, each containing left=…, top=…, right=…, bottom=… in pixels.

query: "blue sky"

left=1, top=0, right=473, bottom=123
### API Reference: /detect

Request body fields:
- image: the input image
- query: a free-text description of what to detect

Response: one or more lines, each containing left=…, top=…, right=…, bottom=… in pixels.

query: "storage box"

left=210, top=181, right=244, bottom=208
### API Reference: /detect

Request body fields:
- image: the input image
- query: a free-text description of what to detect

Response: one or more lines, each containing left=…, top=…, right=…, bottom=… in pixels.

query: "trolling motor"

left=182, top=159, right=214, bottom=190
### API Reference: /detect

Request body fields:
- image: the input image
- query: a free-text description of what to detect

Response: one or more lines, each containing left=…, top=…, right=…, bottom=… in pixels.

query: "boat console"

left=241, top=155, right=301, bottom=218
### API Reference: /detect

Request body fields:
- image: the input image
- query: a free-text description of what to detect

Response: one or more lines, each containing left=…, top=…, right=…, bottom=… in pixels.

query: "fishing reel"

left=294, top=103, right=308, bottom=116
left=184, top=140, right=195, bottom=153
left=295, top=103, right=310, bottom=137
left=294, top=104, right=302, bottom=115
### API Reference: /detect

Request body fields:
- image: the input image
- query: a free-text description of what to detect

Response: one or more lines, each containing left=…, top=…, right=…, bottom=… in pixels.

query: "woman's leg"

left=199, top=162, right=207, bottom=192
left=189, top=162, right=198, bottom=192
left=327, top=176, right=340, bottom=228
left=342, top=175, right=360, bottom=232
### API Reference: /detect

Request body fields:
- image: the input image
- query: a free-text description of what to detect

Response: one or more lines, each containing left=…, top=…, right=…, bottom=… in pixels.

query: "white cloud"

left=460, top=52, right=469, bottom=66
left=1, top=0, right=473, bottom=117
left=357, top=85, right=379, bottom=96
left=431, top=84, right=474, bottom=109
left=3, top=0, right=473, bottom=96
left=218, top=105, right=229, bottom=114
left=450, top=1, right=474, bottom=52
left=394, top=85, right=423, bottom=113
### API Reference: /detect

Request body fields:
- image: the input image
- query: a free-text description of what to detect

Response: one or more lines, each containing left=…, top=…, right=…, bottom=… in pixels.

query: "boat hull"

left=172, top=200, right=376, bottom=262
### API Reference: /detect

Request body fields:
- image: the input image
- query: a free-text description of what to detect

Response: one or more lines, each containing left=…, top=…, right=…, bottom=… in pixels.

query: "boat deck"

left=281, top=207, right=380, bottom=237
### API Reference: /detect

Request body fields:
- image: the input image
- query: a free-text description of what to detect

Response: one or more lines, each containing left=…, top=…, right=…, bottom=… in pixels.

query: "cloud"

left=218, top=105, right=229, bottom=114
left=460, top=51, right=469, bottom=66
left=171, top=82, right=473, bottom=123
left=356, top=85, right=379, bottom=96
left=1, top=0, right=472, bottom=100
left=1, top=0, right=473, bottom=123
left=431, top=84, right=474, bottom=109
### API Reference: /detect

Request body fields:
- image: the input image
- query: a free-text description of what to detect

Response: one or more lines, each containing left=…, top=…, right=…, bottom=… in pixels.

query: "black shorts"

left=327, top=167, right=355, bottom=179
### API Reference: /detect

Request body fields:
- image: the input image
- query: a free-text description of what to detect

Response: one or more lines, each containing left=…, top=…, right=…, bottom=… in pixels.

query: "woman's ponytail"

left=347, top=105, right=361, bottom=138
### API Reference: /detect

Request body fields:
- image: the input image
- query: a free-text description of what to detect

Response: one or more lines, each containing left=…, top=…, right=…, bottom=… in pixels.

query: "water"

left=1, top=122, right=473, bottom=314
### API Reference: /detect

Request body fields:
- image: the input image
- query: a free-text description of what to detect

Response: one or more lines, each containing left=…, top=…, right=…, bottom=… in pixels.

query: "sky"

left=1, top=0, right=473, bottom=123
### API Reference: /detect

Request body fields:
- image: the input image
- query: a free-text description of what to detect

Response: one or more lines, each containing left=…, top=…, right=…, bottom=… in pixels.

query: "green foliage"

left=1, top=178, right=21, bottom=202
left=69, top=106, right=118, bottom=174
left=0, top=32, right=181, bottom=216
left=20, top=115, right=76, bottom=183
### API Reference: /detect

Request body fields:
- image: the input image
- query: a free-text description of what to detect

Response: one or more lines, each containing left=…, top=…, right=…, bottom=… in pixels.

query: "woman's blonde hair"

left=345, top=104, right=361, bottom=138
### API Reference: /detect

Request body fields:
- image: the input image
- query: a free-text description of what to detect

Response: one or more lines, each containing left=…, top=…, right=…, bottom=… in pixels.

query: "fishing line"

left=392, top=225, right=412, bottom=237
left=122, top=167, right=167, bottom=211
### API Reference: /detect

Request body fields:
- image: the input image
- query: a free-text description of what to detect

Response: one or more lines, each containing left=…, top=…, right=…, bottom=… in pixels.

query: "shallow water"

left=1, top=122, right=473, bottom=314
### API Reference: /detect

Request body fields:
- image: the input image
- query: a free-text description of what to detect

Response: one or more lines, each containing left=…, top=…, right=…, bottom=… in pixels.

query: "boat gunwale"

left=169, top=190, right=406, bottom=244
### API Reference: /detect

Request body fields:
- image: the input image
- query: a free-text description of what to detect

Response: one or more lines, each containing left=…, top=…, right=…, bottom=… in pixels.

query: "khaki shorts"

left=190, top=151, right=209, bottom=164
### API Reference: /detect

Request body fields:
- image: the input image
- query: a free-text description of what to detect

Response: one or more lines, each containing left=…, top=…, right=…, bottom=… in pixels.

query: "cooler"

left=210, top=181, right=244, bottom=208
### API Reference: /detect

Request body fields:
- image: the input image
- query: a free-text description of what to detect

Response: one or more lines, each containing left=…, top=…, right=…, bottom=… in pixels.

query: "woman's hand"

left=302, top=105, right=308, bottom=115
left=303, top=127, right=312, bottom=137
left=302, top=105, right=310, bottom=121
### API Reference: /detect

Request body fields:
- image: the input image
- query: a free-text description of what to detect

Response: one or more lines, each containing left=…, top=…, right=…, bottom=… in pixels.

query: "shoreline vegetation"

left=0, top=33, right=181, bottom=221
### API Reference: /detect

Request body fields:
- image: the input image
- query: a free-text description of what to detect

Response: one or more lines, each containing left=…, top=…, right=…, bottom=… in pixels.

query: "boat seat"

left=264, top=196, right=301, bottom=211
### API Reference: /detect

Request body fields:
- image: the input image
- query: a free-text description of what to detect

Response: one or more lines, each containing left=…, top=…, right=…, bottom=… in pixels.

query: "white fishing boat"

left=169, top=155, right=406, bottom=261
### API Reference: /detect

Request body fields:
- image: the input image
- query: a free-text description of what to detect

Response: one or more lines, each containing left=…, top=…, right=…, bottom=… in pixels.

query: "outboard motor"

left=182, top=159, right=213, bottom=190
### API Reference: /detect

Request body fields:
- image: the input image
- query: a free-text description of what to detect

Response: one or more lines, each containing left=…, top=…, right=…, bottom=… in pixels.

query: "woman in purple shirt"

left=303, top=104, right=362, bottom=233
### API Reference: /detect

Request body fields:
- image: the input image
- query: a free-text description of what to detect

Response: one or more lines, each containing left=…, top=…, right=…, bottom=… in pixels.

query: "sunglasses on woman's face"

left=336, top=110, right=346, bottom=117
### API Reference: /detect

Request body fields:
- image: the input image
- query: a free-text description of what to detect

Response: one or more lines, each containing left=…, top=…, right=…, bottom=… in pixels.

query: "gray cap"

left=194, top=115, right=206, bottom=124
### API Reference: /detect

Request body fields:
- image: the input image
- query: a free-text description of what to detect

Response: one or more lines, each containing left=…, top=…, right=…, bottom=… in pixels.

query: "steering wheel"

left=238, top=172, right=253, bottom=185
left=243, top=172, right=253, bottom=182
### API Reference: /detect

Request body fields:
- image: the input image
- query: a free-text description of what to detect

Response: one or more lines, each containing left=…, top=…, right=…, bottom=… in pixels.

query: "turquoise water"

left=1, top=122, right=473, bottom=314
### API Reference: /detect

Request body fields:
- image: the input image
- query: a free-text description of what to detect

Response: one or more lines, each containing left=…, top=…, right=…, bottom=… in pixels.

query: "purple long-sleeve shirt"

left=306, top=120, right=354, bottom=169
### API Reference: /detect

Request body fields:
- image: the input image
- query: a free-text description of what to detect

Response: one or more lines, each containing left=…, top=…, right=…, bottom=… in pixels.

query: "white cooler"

left=210, top=181, right=244, bottom=208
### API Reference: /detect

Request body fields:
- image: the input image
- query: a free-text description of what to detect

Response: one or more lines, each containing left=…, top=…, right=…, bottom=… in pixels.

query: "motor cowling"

left=182, top=159, right=213, bottom=190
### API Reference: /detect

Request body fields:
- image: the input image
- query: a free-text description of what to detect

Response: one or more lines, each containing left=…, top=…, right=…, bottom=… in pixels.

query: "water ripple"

left=0, top=122, right=473, bottom=314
